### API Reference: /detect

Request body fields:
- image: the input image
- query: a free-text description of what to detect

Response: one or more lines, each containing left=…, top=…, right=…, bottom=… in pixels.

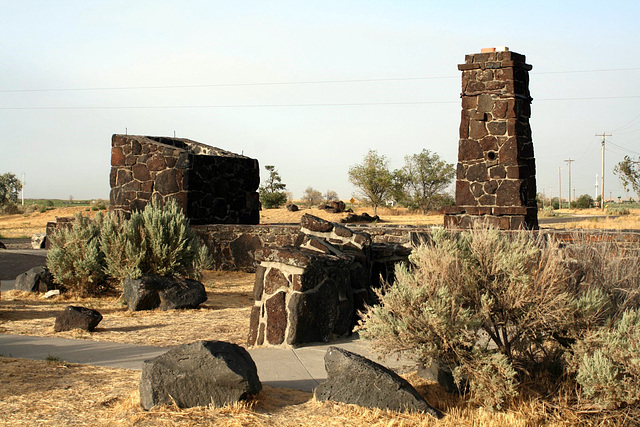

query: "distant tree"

left=575, top=194, right=594, bottom=209
left=0, top=172, right=23, bottom=207
left=302, top=187, right=323, bottom=207
left=392, top=149, right=455, bottom=213
left=348, top=150, right=393, bottom=215
left=614, top=155, right=640, bottom=197
left=259, top=165, right=287, bottom=209
left=324, top=190, right=339, bottom=203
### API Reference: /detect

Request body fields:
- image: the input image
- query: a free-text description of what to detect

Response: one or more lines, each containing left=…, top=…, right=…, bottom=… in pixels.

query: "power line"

left=1, top=94, right=639, bottom=111
left=1, top=67, right=638, bottom=94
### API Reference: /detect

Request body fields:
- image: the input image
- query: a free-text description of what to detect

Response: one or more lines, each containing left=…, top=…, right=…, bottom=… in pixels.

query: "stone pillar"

left=444, top=49, right=538, bottom=230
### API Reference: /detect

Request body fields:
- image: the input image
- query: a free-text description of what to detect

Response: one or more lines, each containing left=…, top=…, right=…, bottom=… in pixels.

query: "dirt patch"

left=0, top=270, right=254, bottom=347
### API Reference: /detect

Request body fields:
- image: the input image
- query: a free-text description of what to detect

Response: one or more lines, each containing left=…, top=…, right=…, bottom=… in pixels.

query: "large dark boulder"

left=140, top=340, right=262, bottom=410
left=123, top=276, right=207, bottom=311
left=15, top=266, right=57, bottom=293
left=54, top=306, right=103, bottom=332
left=314, top=347, right=443, bottom=417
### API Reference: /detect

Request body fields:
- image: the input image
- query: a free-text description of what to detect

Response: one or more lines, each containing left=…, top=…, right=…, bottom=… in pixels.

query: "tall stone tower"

left=444, top=48, right=538, bottom=230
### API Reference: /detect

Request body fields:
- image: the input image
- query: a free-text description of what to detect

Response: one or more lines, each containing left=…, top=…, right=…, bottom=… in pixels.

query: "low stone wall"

left=192, top=223, right=426, bottom=272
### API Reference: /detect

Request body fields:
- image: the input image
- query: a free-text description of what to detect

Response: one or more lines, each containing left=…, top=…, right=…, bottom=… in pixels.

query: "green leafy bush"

left=360, top=226, right=640, bottom=410
left=47, top=200, right=212, bottom=296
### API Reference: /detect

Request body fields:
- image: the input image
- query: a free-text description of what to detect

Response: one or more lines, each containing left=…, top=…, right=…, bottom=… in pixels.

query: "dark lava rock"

left=314, top=347, right=443, bottom=417
left=123, top=275, right=207, bottom=311
left=140, top=340, right=262, bottom=410
left=54, top=306, right=102, bottom=332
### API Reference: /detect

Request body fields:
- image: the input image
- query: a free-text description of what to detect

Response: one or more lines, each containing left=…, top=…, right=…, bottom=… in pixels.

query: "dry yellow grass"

left=0, top=206, right=98, bottom=238
left=259, top=206, right=443, bottom=226
left=0, top=270, right=254, bottom=347
left=0, top=358, right=630, bottom=426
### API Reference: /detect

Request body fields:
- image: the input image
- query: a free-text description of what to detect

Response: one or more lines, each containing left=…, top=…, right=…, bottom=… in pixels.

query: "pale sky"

left=1, top=0, right=639, bottom=202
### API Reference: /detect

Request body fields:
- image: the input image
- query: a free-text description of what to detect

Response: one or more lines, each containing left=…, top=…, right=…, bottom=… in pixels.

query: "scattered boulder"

left=123, top=276, right=207, bottom=311
left=320, top=200, right=347, bottom=213
left=340, top=212, right=380, bottom=223
left=54, top=306, right=103, bottom=332
left=140, top=340, right=262, bottom=410
left=286, top=203, right=299, bottom=212
left=15, top=266, right=57, bottom=293
left=0, top=241, right=6, bottom=250
left=31, top=233, right=46, bottom=249
left=314, top=347, right=443, bottom=417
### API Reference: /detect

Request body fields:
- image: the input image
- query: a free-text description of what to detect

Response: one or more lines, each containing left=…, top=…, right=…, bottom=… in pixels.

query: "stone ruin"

left=110, top=134, right=260, bottom=225
left=247, top=214, right=412, bottom=347
left=445, top=49, right=538, bottom=230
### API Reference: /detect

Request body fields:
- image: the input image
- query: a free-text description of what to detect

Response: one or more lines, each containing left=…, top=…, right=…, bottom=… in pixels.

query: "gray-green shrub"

left=47, top=212, right=108, bottom=297
left=101, top=199, right=212, bottom=282
left=360, top=226, right=640, bottom=410
left=47, top=200, right=212, bottom=296
left=570, top=309, right=640, bottom=409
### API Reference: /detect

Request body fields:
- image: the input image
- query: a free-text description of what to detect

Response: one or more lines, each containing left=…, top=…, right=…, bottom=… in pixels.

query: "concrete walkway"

left=0, top=333, right=417, bottom=392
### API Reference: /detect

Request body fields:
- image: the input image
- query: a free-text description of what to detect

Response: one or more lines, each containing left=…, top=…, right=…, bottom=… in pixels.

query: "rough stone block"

left=140, top=341, right=261, bottom=410
left=54, top=306, right=102, bottom=332
left=314, top=347, right=442, bottom=417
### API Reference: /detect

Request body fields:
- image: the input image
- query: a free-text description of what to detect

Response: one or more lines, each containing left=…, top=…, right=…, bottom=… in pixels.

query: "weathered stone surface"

left=230, top=234, right=262, bottom=269
left=467, top=163, right=488, bottom=182
left=15, top=266, right=56, bottom=293
left=140, top=341, right=261, bottom=410
left=458, top=139, right=483, bottom=161
left=264, top=268, right=289, bottom=294
left=301, top=214, right=333, bottom=232
left=54, top=306, right=102, bottom=332
left=314, top=347, right=442, bottom=417
left=123, top=276, right=207, bottom=311
left=287, top=279, right=339, bottom=345
left=265, top=291, right=287, bottom=345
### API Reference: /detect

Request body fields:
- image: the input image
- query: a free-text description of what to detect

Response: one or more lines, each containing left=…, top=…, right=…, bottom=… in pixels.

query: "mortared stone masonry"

left=110, top=135, right=260, bottom=225
left=444, top=49, right=538, bottom=230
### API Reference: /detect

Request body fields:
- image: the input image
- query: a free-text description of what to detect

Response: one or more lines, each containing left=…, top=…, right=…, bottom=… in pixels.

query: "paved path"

left=0, top=334, right=418, bottom=392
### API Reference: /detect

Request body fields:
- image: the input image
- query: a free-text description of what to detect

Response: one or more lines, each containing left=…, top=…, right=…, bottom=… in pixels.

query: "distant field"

left=1, top=205, right=639, bottom=239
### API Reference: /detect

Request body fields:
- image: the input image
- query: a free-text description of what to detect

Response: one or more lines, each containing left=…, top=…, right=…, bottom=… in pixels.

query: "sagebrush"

left=360, top=226, right=640, bottom=413
left=47, top=200, right=212, bottom=296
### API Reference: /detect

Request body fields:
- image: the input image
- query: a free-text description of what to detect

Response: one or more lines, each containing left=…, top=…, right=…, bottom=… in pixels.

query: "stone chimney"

left=444, top=48, right=538, bottom=230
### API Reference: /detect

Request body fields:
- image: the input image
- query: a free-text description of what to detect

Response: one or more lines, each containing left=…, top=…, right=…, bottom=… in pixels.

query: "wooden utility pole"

left=596, top=132, right=611, bottom=210
left=564, top=158, right=574, bottom=208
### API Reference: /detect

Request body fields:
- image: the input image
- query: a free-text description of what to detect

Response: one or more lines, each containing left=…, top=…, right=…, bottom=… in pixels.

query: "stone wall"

left=248, top=215, right=376, bottom=347
left=110, top=134, right=260, bottom=225
left=193, top=223, right=424, bottom=272
left=445, top=49, right=538, bottom=230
